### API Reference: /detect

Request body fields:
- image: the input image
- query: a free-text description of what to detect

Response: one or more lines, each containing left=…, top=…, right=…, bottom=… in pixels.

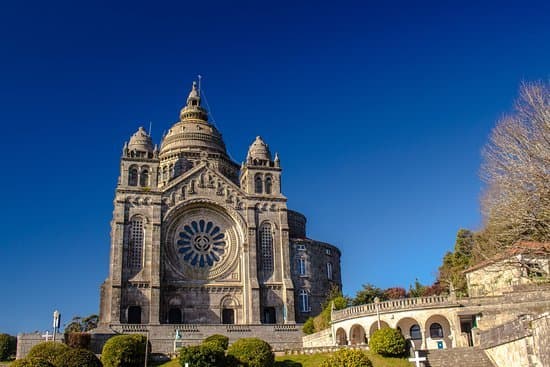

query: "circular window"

left=177, top=220, right=226, bottom=267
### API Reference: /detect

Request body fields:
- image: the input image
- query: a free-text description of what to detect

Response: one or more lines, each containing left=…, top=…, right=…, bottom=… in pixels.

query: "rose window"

left=177, top=220, right=226, bottom=267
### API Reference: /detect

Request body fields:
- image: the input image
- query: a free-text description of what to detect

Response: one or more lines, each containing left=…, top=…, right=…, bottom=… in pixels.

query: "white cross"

left=408, top=350, right=426, bottom=367
left=41, top=331, right=53, bottom=341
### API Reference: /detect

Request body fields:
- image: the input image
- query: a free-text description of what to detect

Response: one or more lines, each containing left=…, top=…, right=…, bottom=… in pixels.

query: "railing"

left=332, top=295, right=453, bottom=321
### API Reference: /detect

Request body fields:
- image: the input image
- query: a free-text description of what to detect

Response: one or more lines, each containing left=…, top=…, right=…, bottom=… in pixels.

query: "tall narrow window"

left=327, top=262, right=333, bottom=280
left=259, top=223, right=274, bottom=275
left=299, top=290, right=309, bottom=312
left=265, top=176, right=272, bottom=194
left=140, top=168, right=149, bottom=187
left=162, top=166, right=168, bottom=181
left=128, top=167, right=138, bottom=186
left=410, top=325, right=422, bottom=340
left=255, top=175, right=263, bottom=194
left=297, top=257, right=306, bottom=276
left=128, top=217, right=144, bottom=269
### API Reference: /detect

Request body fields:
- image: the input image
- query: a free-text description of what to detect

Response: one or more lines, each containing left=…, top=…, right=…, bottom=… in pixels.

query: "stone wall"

left=302, top=328, right=332, bottom=348
left=16, top=334, right=64, bottom=360
left=480, top=313, right=549, bottom=367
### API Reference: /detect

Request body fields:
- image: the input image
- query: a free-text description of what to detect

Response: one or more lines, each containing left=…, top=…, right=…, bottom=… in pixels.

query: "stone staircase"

left=423, top=347, right=495, bottom=367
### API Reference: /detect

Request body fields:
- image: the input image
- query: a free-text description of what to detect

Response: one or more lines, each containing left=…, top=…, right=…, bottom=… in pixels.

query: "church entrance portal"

left=222, top=308, right=235, bottom=324
left=168, top=308, right=182, bottom=324
left=128, top=306, right=141, bottom=324
left=263, top=307, right=276, bottom=324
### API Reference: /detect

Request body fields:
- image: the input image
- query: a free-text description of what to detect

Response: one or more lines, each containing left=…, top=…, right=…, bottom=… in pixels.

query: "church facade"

left=99, top=82, right=342, bottom=329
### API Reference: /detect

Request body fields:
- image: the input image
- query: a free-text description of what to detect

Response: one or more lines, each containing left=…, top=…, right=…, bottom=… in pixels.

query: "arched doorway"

left=396, top=317, right=422, bottom=351
left=350, top=324, right=367, bottom=345
left=128, top=306, right=141, bottom=324
left=263, top=307, right=276, bottom=324
left=222, top=308, right=235, bottom=324
left=369, top=320, right=389, bottom=337
left=168, top=308, right=182, bottom=324
left=425, top=315, right=452, bottom=349
left=335, top=328, right=348, bottom=346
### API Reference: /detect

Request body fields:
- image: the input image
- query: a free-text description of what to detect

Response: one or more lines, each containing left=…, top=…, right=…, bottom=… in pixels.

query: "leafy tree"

left=479, top=81, right=550, bottom=255
left=226, top=338, right=274, bottom=367
left=302, top=317, right=315, bottom=335
left=408, top=279, right=426, bottom=298
left=369, top=328, right=406, bottom=357
left=437, top=229, right=474, bottom=296
left=0, top=333, right=16, bottom=361
left=26, top=342, right=70, bottom=365
left=203, top=334, right=229, bottom=350
left=179, top=343, right=225, bottom=367
left=383, top=287, right=407, bottom=300
left=352, top=284, right=386, bottom=305
left=101, top=334, right=146, bottom=367
left=64, top=315, right=98, bottom=333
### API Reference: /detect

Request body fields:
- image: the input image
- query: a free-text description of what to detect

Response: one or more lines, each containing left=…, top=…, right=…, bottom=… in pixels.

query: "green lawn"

left=157, top=352, right=411, bottom=367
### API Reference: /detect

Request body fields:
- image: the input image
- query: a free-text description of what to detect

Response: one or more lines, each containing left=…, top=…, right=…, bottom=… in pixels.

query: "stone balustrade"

left=332, top=295, right=453, bottom=322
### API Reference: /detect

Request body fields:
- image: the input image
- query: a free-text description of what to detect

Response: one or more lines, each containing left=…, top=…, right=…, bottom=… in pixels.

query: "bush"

left=27, top=342, right=70, bottom=365
left=369, top=328, right=406, bottom=357
left=178, top=343, right=225, bottom=367
left=11, top=358, right=55, bottom=367
left=101, top=334, right=146, bottom=367
left=203, top=334, right=229, bottom=350
left=226, top=338, right=274, bottom=367
left=302, top=317, right=315, bottom=335
left=0, top=333, right=16, bottom=360
left=56, top=348, right=102, bottom=367
left=65, top=332, right=91, bottom=349
left=319, top=349, right=372, bottom=367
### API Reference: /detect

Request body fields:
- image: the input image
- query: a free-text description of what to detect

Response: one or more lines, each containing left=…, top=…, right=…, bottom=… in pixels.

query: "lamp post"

left=374, top=297, right=381, bottom=330
left=52, top=310, right=60, bottom=342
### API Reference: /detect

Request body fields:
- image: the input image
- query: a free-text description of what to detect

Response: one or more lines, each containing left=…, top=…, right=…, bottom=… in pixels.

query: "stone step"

left=423, top=347, right=495, bottom=367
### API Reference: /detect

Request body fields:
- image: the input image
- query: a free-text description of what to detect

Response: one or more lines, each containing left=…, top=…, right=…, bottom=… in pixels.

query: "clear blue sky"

left=1, top=0, right=548, bottom=334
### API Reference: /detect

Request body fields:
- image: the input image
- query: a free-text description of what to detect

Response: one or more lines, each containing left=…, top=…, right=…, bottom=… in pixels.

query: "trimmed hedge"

left=0, top=333, right=16, bottom=360
left=178, top=343, right=225, bottom=367
left=56, top=348, right=102, bottom=367
left=65, top=332, right=91, bottom=349
left=11, top=358, right=55, bottom=367
left=319, top=349, right=372, bottom=367
left=203, top=334, right=229, bottom=350
left=26, top=342, right=70, bottom=365
left=369, top=327, right=406, bottom=357
left=226, top=338, right=274, bottom=367
left=101, top=334, right=146, bottom=367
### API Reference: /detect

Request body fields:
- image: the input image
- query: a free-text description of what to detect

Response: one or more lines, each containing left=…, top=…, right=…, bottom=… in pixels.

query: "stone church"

left=99, top=82, right=342, bottom=330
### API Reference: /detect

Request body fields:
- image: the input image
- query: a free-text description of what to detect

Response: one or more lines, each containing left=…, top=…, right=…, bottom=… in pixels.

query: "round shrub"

left=56, top=348, right=102, bottom=367
left=27, top=342, right=70, bottom=365
left=226, top=338, right=274, bottom=367
left=0, top=333, right=16, bottom=360
left=302, top=318, right=315, bottom=335
left=319, top=349, right=372, bottom=367
left=101, top=334, right=146, bottom=367
left=179, top=343, right=225, bottom=367
left=369, top=327, right=406, bottom=357
left=11, top=358, right=55, bottom=367
left=65, top=332, right=91, bottom=349
left=203, top=334, right=229, bottom=350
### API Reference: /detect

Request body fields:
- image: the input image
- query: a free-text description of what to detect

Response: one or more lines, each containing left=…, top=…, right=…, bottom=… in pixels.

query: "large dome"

left=160, top=82, right=227, bottom=157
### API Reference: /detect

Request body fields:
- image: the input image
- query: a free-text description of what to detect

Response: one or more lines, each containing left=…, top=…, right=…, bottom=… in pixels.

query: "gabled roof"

left=464, top=241, right=550, bottom=274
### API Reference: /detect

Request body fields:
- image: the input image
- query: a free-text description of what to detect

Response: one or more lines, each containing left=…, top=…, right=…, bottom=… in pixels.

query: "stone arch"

left=335, top=327, right=348, bottom=346
left=220, top=295, right=240, bottom=325
left=369, top=320, right=390, bottom=337
left=396, top=317, right=422, bottom=351
left=425, top=314, right=452, bottom=349
left=349, top=324, right=367, bottom=345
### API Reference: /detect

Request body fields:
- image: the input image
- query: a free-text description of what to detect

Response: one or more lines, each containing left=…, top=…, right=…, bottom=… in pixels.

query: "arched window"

left=410, top=324, right=422, bottom=340
left=430, top=323, right=444, bottom=338
left=297, top=257, right=306, bottom=276
left=128, top=217, right=144, bottom=269
left=140, top=168, right=149, bottom=187
left=168, top=308, right=182, bottom=324
left=259, top=223, right=274, bottom=275
left=255, top=175, right=263, bottom=194
left=162, top=166, right=167, bottom=181
left=327, top=262, right=333, bottom=280
left=128, top=167, right=138, bottom=186
left=127, top=306, right=141, bottom=324
left=265, top=176, right=272, bottom=194
left=299, top=289, right=309, bottom=312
